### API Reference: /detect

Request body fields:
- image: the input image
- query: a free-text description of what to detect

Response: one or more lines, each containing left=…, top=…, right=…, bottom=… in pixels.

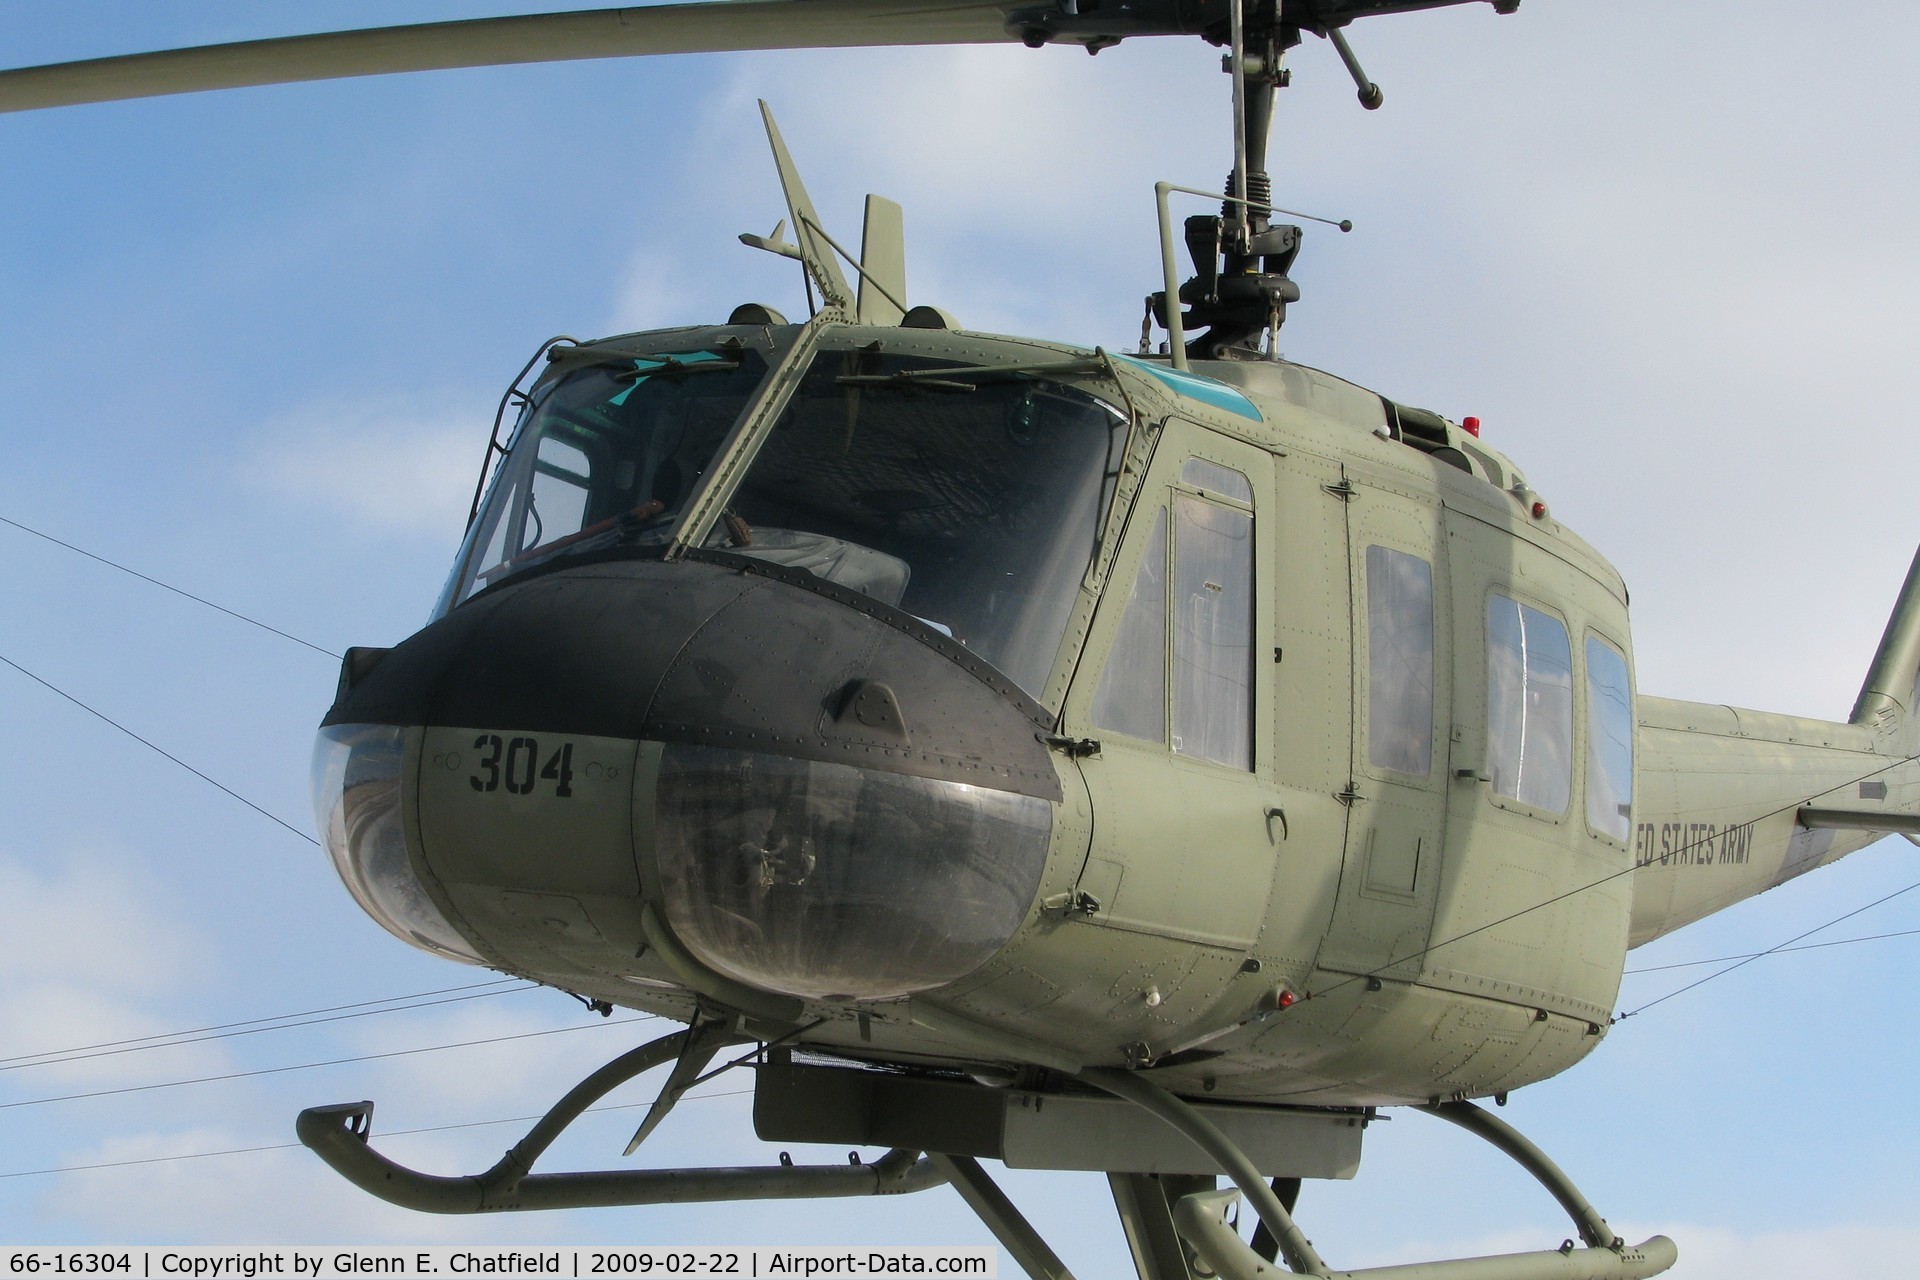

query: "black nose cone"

left=326, top=552, right=1061, bottom=801
left=322, top=552, right=1064, bottom=1000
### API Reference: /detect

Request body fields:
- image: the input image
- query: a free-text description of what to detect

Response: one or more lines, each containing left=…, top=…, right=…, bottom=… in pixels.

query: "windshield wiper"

left=611, top=354, right=743, bottom=381
left=834, top=371, right=977, bottom=393
left=834, top=355, right=1107, bottom=393
left=476, top=501, right=675, bottom=584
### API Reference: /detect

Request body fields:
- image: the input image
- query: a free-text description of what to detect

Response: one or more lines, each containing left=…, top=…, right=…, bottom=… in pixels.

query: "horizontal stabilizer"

left=1797, top=806, right=1920, bottom=835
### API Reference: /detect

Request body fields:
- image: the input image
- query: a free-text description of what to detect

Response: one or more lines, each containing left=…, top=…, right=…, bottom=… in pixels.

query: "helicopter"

left=3, top=2, right=1920, bottom=1280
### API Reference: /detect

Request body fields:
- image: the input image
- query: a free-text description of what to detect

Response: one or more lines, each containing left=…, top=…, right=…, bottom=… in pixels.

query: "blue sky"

left=3, top=1, right=1920, bottom=1273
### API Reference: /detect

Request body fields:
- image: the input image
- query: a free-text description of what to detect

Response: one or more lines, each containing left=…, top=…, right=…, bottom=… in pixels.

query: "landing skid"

left=296, top=1030, right=1675, bottom=1280
left=295, top=1028, right=946, bottom=1212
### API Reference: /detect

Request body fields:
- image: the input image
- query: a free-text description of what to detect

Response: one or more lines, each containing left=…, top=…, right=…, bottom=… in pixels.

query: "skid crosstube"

left=1093, top=1078, right=1677, bottom=1280
left=296, top=1029, right=1677, bottom=1280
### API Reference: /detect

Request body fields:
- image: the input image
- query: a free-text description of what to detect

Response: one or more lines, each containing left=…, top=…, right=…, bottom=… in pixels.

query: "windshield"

left=437, top=346, right=771, bottom=612
left=704, top=352, right=1126, bottom=699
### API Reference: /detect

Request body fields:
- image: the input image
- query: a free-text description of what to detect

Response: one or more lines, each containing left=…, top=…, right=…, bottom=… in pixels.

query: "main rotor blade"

left=0, top=1, right=1028, bottom=114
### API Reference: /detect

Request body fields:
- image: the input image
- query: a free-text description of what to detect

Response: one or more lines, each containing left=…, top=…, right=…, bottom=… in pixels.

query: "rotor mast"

left=1147, top=0, right=1305, bottom=361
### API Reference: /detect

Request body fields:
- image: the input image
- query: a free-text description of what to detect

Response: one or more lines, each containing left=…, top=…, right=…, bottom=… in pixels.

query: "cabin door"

left=1315, top=475, right=1452, bottom=982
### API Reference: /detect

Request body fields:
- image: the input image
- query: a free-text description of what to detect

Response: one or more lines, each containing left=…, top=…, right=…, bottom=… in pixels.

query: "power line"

left=0, top=513, right=340, bottom=659
left=0, top=1086, right=756, bottom=1182
left=1617, top=875, right=1920, bottom=1019
left=0, top=979, right=523, bottom=1068
left=0, top=649, right=316, bottom=846
left=1622, top=926, right=1920, bottom=975
left=0, top=1014, right=656, bottom=1113
left=1, top=981, right=538, bottom=1074
left=1304, top=749, right=1920, bottom=1010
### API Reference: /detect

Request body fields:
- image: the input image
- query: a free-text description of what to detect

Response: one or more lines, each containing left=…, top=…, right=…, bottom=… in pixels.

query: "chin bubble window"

left=653, top=746, right=1051, bottom=1001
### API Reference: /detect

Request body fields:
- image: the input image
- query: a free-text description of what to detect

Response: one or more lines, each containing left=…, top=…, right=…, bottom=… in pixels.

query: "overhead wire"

left=0, top=515, right=667, bottom=1161
left=0, top=1013, right=658, bottom=1113
left=1302, top=748, right=1920, bottom=1014
left=1622, top=926, right=1920, bottom=974
left=0, top=978, right=522, bottom=1067
left=8, top=493, right=1920, bottom=1147
left=1616, top=874, right=1920, bottom=1019
left=11, top=623, right=1920, bottom=1052
left=0, top=513, right=340, bottom=659
left=0, top=979, right=537, bottom=1074
left=11, top=619, right=1920, bottom=1019
left=0, top=650, right=317, bottom=846
left=0, top=1086, right=757, bottom=1182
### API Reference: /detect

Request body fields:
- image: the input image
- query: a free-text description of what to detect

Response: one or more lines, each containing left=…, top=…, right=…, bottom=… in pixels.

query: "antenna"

left=856, top=195, right=907, bottom=325
left=757, top=101, right=854, bottom=313
left=742, top=108, right=912, bottom=325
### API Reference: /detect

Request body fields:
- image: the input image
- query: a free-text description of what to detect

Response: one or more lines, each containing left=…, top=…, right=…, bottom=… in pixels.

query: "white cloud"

left=604, top=246, right=709, bottom=336
left=14, top=0, right=1920, bottom=1261
left=1326, top=1222, right=1920, bottom=1280
left=0, top=856, right=203, bottom=995
left=0, top=855, right=225, bottom=1090
left=1654, top=1224, right=1920, bottom=1280
left=240, top=397, right=487, bottom=538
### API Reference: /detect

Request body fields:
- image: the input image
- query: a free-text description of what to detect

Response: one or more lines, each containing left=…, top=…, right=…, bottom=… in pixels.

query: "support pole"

left=1083, top=1068, right=1327, bottom=1276
left=930, top=1154, right=1076, bottom=1280
left=1109, top=1173, right=1209, bottom=1280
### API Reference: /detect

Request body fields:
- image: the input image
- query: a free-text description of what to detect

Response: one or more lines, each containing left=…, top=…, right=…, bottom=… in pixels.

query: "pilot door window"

left=1364, top=546, right=1435, bottom=777
left=1089, top=509, right=1168, bottom=743
left=1485, top=594, right=1574, bottom=813
left=1090, top=463, right=1255, bottom=771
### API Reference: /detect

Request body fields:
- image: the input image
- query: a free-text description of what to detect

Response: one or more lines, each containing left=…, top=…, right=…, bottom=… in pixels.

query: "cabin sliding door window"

left=1365, top=546, right=1435, bottom=777
left=1585, top=635, right=1634, bottom=841
left=1091, top=459, right=1254, bottom=771
left=1486, top=593, right=1573, bottom=812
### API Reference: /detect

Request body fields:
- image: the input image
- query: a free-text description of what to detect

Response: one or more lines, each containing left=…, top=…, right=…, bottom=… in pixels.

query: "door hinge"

left=1322, top=478, right=1357, bottom=502
left=1041, top=734, right=1102, bottom=758
left=1041, top=889, right=1102, bottom=918
left=1336, top=781, right=1366, bottom=806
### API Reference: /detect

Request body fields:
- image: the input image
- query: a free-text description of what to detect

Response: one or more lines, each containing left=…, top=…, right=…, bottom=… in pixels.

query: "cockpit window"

left=706, top=352, right=1126, bottom=700
left=436, top=348, right=770, bottom=612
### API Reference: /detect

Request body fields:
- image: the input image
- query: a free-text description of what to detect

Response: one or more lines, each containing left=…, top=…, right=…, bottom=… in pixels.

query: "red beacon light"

left=1461, top=415, right=1482, bottom=437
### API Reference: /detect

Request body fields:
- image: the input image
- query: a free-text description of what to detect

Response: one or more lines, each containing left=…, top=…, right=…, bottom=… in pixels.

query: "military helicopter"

left=6, top=3, right=1920, bottom=1277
